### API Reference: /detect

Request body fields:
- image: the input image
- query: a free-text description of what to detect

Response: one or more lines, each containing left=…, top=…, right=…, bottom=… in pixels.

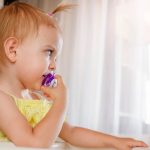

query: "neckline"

left=15, top=98, right=44, bottom=102
left=0, top=89, right=44, bottom=101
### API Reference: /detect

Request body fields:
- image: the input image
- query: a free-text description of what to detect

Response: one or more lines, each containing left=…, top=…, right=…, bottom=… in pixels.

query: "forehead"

left=37, top=25, right=63, bottom=49
left=20, top=25, right=63, bottom=53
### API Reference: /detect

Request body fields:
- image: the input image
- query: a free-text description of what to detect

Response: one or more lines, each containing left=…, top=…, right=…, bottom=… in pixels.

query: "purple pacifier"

left=42, top=72, right=57, bottom=87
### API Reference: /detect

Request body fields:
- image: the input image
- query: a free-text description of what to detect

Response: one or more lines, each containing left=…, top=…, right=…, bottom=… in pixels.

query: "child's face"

left=16, top=25, right=63, bottom=90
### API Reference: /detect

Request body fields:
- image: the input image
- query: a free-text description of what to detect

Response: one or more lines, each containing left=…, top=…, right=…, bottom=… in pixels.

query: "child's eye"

left=46, top=49, right=53, bottom=56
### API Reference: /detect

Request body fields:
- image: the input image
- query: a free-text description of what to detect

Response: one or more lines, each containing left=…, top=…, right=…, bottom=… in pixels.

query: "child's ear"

left=3, top=37, right=19, bottom=63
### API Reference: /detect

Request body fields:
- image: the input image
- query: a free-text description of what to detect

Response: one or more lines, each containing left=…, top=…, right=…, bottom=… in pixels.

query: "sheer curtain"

left=57, top=0, right=150, bottom=136
left=10, top=0, right=150, bottom=136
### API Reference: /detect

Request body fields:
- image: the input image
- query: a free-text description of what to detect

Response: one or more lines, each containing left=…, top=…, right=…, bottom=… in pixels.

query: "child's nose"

left=48, top=61, right=56, bottom=71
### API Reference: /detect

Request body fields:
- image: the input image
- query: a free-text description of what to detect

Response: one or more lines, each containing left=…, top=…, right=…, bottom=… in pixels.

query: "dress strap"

left=0, top=89, right=46, bottom=101
left=0, top=89, right=17, bottom=101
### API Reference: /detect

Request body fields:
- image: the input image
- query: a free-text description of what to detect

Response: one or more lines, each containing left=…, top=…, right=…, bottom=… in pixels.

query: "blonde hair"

left=0, top=2, right=74, bottom=65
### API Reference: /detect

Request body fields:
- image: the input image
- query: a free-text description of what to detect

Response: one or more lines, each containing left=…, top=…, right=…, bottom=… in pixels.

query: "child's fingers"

left=41, top=86, right=56, bottom=99
left=129, top=140, right=148, bottom=147
left=41, top=87, right=51, bottom=98
left=54, top=75, right=63, bottom=84
left=54, top=74, right=62, bottom=79
left=135, top=141, right=148, bottom=147
left=41, top=86, right=52, bottom=93
left=54, top=75, right=66, bottom=87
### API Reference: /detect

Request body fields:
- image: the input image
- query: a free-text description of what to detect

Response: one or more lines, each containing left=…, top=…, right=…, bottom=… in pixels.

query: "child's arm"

left=0, top=75, right=67, bottom=148
left=59, top=122, right=148, bottom=150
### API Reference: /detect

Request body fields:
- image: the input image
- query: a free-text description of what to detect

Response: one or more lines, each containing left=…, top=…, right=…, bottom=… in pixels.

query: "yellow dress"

left=0, top=92, right=52, bottom=142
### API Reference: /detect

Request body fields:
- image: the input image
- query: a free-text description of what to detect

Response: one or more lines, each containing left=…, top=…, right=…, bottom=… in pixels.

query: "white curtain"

left=57, top=0, right=150, bottom=136
left=20, top=0, right=150, bottom=136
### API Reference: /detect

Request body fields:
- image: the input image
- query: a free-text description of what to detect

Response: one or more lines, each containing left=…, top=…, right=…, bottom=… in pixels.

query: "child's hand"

left=114, top=137, right=148, bottom=150
left=40, top=75, right=67, bottom=104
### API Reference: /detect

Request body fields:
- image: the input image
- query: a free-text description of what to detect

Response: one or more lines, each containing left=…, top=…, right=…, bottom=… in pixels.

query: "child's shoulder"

left=0, top=89, right=19, bottom=125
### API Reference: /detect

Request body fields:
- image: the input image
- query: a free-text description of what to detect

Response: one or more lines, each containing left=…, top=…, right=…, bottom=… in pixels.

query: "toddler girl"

left=0, top=2, right=148, bottom=150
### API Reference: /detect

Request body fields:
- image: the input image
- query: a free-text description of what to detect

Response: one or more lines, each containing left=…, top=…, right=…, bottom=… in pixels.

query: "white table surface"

left=0, top=135, right=150, bottom=150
